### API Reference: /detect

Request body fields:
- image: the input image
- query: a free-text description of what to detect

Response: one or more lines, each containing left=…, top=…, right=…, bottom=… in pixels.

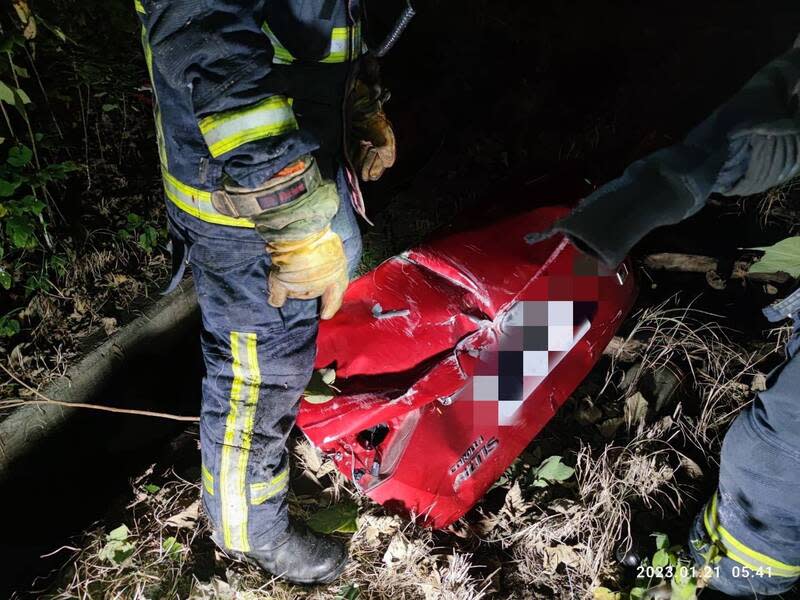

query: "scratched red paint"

left=297, top=202, right=637, bottom=528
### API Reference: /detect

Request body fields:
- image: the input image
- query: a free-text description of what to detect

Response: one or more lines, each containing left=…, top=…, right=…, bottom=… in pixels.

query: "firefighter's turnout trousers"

left=690, top=288, right=800, bottom=596
left=135, top=0, right=367, bottom=551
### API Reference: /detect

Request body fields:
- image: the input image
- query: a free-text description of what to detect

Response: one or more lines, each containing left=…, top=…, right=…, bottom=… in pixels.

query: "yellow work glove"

left=266, top=225, right=348, bottom=319
left=220, top=159, right=349, bottom=320
left=348, top=79, right=396, bottom=182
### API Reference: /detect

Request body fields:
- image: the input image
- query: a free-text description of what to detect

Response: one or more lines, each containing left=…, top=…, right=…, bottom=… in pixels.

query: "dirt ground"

left=5, top=0, right=800, bottom=598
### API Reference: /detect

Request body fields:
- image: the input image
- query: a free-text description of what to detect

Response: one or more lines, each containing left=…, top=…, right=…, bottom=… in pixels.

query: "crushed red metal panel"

left=297, top=203, right=637, bottom=528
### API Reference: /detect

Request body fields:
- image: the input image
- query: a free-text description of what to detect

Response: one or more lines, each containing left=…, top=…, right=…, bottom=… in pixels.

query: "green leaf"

left=629, top=588, right=646, bottom=600
left=15, top=88, right=31, bottom=105
left=144, top=483, right=160, bottom=494
left=592, top=587, right=621, bottom=600
left=7, top=145, right=33, bottom=168
left=307, top=502, right=359, bottom=534
left=20, top=195, right=45, bottom=215
left=304, top=368, right=337, bottom=405
left=12, top=64, right=29, bottom=79
left=0, top=81, right=15, bottom=105
left=0, top=178, right=21, bottom=197
left=102, top=103, right=119, bottom=112
left=653, top=532, right=670, bottom=550
left=99, top=525, right=135, bottom=565
left=0, top=316, right=20, bottom=338
left=749, top=237, right=800, bottom=278
left=5, top=216, right=36, bottom=249
left=533, top=455, right=575, bottom=484
left=99, top=539, right=135, bottom=565
left=126, top=212, right=142, bottom=226
left=0, top=266, right=12, bottom=290
left=320, top=367, right=336, bottom=385
left=671, top=573, right=697, bottom=600
left=162, top=536, right=183, bottom=560
left=107, top=524, right=130, bottom=541
left=652, top=548, right=670, bottom=569
left=336, top=584, right=360, bottom=600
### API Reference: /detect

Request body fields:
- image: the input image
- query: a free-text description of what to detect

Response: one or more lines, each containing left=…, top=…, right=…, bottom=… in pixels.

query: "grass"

left=27, top=291, right=788, bottom=600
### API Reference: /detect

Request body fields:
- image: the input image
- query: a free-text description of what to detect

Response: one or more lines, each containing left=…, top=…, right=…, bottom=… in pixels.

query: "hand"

left=266, top=225, right=348, bottom=319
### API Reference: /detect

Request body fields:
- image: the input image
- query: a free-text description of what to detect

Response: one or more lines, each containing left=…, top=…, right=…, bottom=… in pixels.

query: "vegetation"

left=0, top=0, right=168, bottom=400
left=3, top=0, right=800, bottom=598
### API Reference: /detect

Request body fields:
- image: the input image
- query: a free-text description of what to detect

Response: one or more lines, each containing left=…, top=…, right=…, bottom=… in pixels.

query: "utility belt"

left=162, top=157, right=323, bottom=229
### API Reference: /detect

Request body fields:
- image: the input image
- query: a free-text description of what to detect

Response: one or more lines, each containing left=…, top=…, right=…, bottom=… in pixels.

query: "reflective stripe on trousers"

left=164, top=171, right=362, bottom=552
left=690, top=316, right=800, bottom=596
left=703, top=492, right=800, bottom=579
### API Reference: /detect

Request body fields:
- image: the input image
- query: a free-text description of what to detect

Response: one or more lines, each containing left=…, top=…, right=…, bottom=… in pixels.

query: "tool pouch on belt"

left=210, top=156, right=340, bottom=241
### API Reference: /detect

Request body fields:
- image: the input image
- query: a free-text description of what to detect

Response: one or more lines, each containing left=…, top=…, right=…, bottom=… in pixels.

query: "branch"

left=1, top=364, right=199, bottom=422
left=643, top=253, right=791, bottom=284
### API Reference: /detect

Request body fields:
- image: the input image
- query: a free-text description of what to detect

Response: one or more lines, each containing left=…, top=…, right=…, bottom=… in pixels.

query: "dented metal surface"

left=297, top=203, right=637, bottom=528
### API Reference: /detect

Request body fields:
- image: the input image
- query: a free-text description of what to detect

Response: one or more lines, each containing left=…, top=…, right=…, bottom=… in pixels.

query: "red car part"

left=297, top=203, right=637, bottom=528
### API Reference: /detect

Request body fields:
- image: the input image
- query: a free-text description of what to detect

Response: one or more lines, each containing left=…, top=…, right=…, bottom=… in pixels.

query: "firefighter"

left=134, top=0, right=396, bottom=584
left=545, top=40, right=800, bottom=597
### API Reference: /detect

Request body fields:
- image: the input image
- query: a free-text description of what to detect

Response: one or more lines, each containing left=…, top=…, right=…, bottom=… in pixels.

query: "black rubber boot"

left=243, top=523, right=348, bottom=585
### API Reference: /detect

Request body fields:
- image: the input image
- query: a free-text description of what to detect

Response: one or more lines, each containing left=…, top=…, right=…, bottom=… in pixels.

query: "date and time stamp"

left=636, top=564, right=777, bottom=580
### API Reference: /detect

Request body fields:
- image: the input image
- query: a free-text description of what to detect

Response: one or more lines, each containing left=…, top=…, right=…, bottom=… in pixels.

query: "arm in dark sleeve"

left=551, top=44, right=800, bottom=267
left=145, top=0, right=317, bottom=188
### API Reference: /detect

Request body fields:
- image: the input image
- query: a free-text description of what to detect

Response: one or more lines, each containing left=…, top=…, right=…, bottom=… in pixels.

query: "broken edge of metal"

left=0, top=281, right=199, bottom=481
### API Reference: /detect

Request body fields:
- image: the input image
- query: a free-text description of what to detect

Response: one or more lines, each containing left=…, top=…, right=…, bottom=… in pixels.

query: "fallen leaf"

left=99, top=525, right=135, bottom=565
left=575, top=397, right=603, bottom=425
left=625, top=392, right=649, bottom=428
left=308, top=502, right=359, bottom=534
left=101, top=317, right=118, bottom=336
left=532, top=456, right=575, bottom=487
left=165, top=500, right=200, bottom=529
left=751, top=372, right=768, bottom=392
left=679, top=455, right=704, bottom=480
left=593, top=587, right=622, bottom=600
left=162, top=536, right=184, bottom=560
left=599, top=417, right=625, bottom=439
left=542, top=544, right=582, bottom=571
left=749, top=236, right=800, bottom=277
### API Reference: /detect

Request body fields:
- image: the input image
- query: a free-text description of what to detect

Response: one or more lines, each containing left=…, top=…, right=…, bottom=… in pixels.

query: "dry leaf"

left=542, top=544, right=583, bottom=571
left=165, top=500, right=199, bottom=529
left=575, top=397, right=603, bottom=425
left=12, top=1, right=37, bottom=39
left=679, top=455, right=704, bottom=480
left=101, top=317, right=118, bottom=336
left=624, top=392, right=649, bottom=428
left=599, top=417, right=624, bottom=439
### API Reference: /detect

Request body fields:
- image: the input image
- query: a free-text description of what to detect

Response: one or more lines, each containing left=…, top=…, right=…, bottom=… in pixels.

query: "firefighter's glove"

left=348, top=80, right=396, bottom=182
left=265, top=225, right=348, bottom=319
left=250, top=178, right=348, bottom=319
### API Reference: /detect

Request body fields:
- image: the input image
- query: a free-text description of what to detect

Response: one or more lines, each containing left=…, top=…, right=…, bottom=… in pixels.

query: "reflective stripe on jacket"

left=135, top=0, right=364, bottom=227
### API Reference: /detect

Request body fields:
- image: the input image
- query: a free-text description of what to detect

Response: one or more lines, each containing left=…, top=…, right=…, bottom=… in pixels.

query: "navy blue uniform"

left=135, top=0, right=364, bottom=551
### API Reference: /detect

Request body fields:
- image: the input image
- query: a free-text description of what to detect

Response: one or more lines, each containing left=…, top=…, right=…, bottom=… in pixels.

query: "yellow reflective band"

left=249, top=468, right=290, bottom=505
left=198, top=96, right=298, bottom=158
left=219, top=332, right=262, bottom=552
left=202, top=463, right=214, bottom=496
left=161, top=169, right=254, bottom=228
left=320, top=27, right=350, bottom=63
left=704, top=493, right=800, bottom=578
left=140, top=27, right=168, bottom=167
left=134, top=0, right=145, bottom=14
left=261, top=22, right=295, bottom=64
left=261, top=21, right=362, bottom=64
